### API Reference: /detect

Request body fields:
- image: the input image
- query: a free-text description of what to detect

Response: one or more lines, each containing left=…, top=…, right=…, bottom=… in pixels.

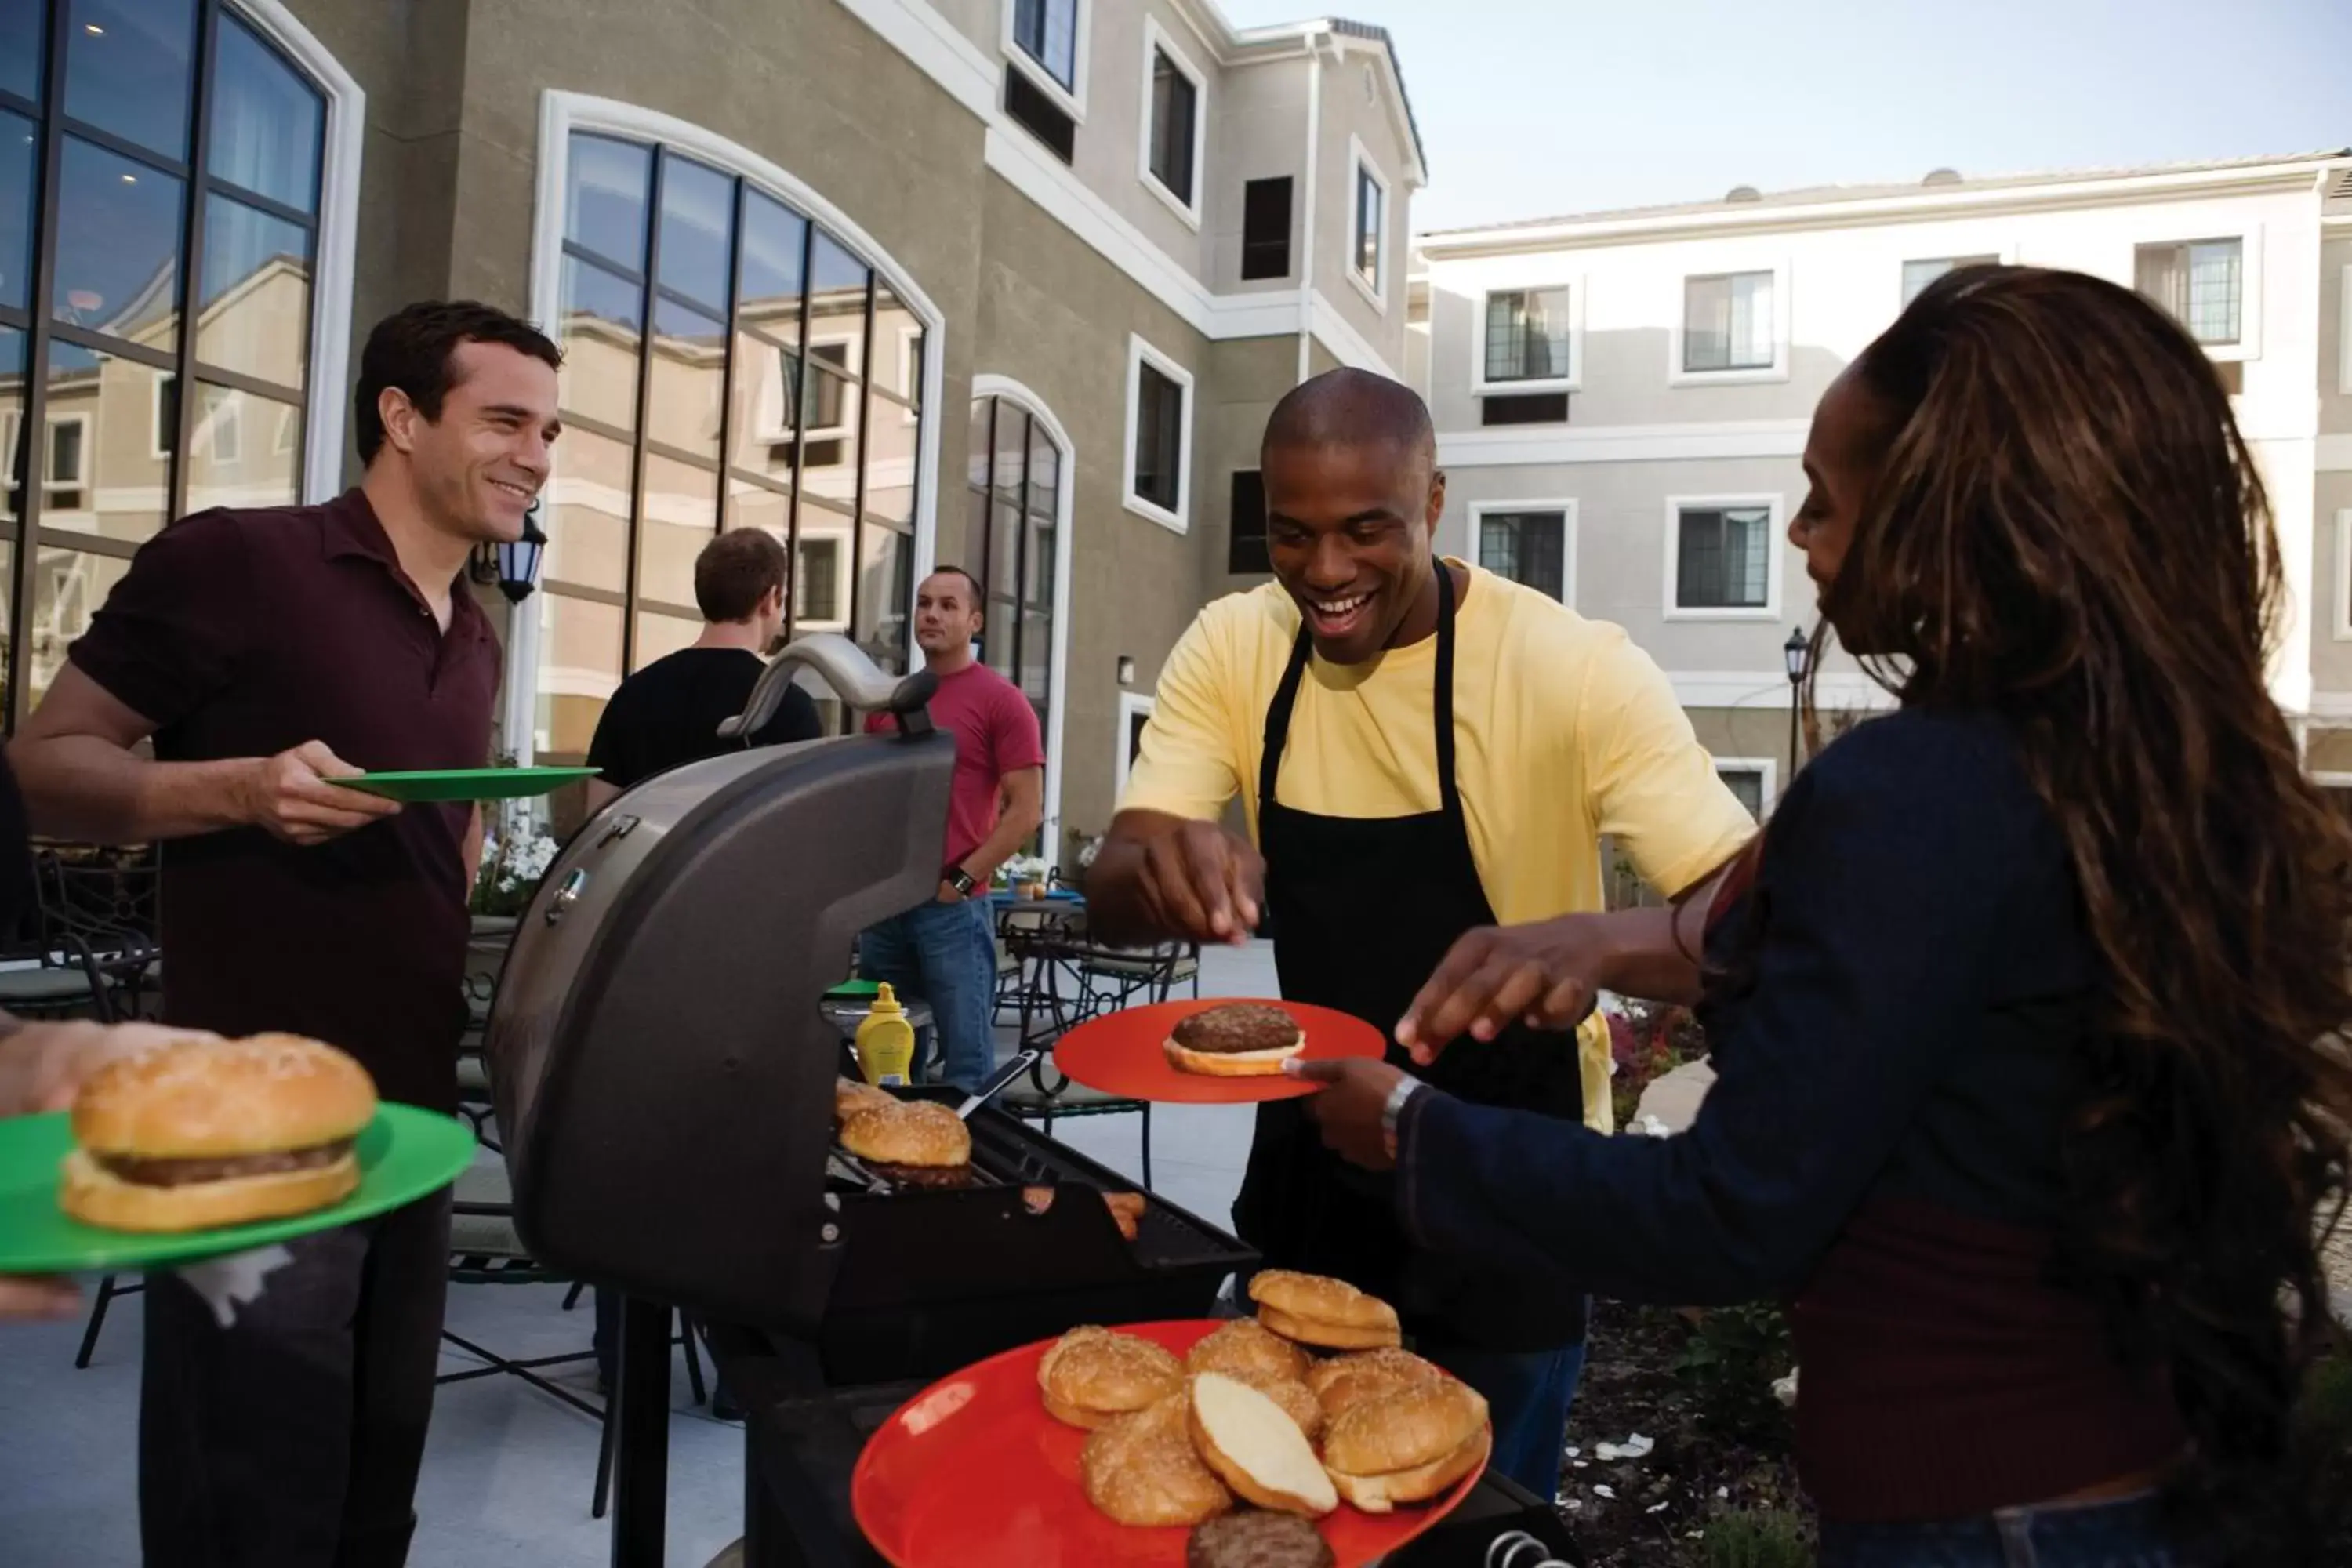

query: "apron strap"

left=1258, top=620, right=1316, bottom=820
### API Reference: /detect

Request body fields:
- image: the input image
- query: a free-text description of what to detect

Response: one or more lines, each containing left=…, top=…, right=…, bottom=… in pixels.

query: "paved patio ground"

left=0, top=942, right=1274, bottom=1568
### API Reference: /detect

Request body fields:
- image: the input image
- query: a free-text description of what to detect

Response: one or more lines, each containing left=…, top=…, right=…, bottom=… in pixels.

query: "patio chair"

left=34, top=843, right=163, bottom=1021
left=441, top=1150, right=708, bottom=1520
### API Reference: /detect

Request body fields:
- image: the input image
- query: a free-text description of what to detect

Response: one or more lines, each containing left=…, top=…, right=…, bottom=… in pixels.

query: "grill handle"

left=718, top=632, right=938, bottom=740
left=957, top=1049, right=1043, bottom=1119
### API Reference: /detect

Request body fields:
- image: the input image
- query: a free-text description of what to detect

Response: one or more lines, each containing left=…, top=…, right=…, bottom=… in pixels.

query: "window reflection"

left=198, top=193, right=310, bottom=387
left=64, top=0, right=196, bottom=162
left=185, top=383, right=297, bottom=514
left=30, top=345, right=165, bottom=543
left=655, top=156, right=733, bottom=313
left=557, top=255, right=642, bottom=433
left=28, top=546, right=130, bottom=710
left=565, top=135, right=652, bottom=272
left=534, top=591, right=624, bottom=761
left=647, top=296, right=722, bottom=459
left=206, top=16, right=321, bottom=212
left=636, top=452, right=716, bottom=611
left=53, top=137, right=183, bottom=332
left=0, top=0, right=42, bottom=106
left=2, top=109, right=35, bottom=313
left=542, top=426, right=632, bottom=594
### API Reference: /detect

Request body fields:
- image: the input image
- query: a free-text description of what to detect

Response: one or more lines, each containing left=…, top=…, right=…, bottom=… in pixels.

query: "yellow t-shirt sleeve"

left=1580, top=634, right=1758, bottom=898
left=1577, top=1011, right=1615, bottom=1135
left=1116, top=604, right=1246, bottom=823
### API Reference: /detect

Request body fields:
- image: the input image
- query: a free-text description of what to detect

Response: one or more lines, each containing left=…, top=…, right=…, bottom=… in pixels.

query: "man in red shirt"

left=861, top=568, right=1044, bottom=1091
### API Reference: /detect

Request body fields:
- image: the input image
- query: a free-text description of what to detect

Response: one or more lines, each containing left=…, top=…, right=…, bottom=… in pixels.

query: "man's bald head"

left=1261, top=368, right=1436, bottom=474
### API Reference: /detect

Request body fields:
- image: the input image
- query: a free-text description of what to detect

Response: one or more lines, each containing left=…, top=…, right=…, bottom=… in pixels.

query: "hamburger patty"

left=867, top=1160, right=976, bottom=1189
left=95, top=1138, right=355, bottom=1188
left=1186, top=1511, right=1334, bottom=1568
left=1170, top=1004, right=1299, bottom=1056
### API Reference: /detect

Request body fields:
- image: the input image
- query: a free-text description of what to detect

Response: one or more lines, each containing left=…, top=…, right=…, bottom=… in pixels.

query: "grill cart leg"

left=611, top=1294, right=673, bottom=1568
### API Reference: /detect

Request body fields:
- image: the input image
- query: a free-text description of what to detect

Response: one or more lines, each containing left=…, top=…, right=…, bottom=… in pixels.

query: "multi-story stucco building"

left=1414, top=151, right=2352, bottom=818
left=0, top=0, right=1425, bottom=855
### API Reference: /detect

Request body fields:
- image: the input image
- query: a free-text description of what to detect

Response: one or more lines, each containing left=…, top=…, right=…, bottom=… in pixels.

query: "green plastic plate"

left=337, top=766, right=598, bottom=803
left=0, top=1103, right=478, bottom=1273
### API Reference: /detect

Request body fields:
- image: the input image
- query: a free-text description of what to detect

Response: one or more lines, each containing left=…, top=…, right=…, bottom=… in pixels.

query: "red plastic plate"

left=851, top=1319, right=1486, bottom=1568
left=1051, top=999, right=1387, bottom=1104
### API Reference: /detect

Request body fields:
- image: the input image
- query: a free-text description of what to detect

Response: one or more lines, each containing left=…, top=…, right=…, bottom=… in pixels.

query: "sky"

left=1216, top=0, right=2352, bottom=234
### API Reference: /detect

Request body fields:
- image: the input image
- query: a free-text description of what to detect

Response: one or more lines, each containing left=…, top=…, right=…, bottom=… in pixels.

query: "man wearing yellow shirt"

left=1086, top=368, right=1754, bottom=1499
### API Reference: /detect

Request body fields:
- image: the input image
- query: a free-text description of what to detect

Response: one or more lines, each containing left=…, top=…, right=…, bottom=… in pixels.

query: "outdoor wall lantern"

left=471, top=501, right=547, bottom=604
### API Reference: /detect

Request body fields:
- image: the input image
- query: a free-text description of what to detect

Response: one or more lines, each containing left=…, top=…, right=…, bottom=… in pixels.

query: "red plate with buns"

left=1051, top=1000, right=1386, bottom=1104
left=851, top=1318, right=1486, bottom=1568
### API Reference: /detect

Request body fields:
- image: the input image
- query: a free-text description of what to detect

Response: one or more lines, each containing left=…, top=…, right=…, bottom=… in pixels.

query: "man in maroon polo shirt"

left=10, top=301, right=561, bottom=1568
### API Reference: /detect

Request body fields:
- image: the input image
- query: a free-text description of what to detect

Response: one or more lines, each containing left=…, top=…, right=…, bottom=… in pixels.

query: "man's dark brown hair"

left=695, top=528, right=789, bottom=622
left=353, top=300, right=562, bottom=464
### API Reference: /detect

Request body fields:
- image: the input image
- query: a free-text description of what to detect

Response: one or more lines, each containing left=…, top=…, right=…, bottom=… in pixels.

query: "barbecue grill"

left=481, top=633, right=1257, bottom=1565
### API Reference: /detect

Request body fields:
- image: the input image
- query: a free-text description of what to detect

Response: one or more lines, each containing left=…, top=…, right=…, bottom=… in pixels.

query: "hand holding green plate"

left=0, top=1104, right=478, bottom=1273
left=335, top=766, right=599, bottom=804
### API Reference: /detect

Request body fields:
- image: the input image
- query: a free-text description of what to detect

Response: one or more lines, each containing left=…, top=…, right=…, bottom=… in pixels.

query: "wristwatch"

left=943, top=866, right=977, bottom=898
left=1380, top=1075, right=1425, bottom=1162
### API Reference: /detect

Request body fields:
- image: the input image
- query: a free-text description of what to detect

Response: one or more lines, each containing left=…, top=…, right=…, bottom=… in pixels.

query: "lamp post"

left=1783, top=626, right=1810, bottom=781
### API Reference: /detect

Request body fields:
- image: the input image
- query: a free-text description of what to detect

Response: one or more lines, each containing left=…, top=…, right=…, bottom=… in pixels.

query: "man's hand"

left=1130, top=819, right=1265, bottom=946
left=1395, top=915, right=1617, bottom=1065
left=1283, top=1057, right=1405, bottom=1171
left=937, top=880, right=965, bottom=905
left=235, top=741, right=401, bottom=846
left=0, top=1019, right=223, bottom=1322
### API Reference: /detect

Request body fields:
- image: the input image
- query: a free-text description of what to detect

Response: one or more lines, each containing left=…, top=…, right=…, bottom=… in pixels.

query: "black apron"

left=1232, top=563, right=1591, bottom=1352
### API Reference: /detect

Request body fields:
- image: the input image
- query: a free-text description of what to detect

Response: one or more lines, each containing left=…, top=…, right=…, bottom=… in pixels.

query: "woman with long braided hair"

left=1296, top=264, right=2352, bottom=1563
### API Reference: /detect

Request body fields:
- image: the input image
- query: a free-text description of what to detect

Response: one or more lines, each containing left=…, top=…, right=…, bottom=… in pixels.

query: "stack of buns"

left=1044, top=1269, right=1491, bottom=1541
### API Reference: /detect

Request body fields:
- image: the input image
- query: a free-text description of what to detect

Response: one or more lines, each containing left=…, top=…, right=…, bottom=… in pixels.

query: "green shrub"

left=1673, top=1301, right=1795, bottom=1447
left=1702, top=1507, right=1812, bottom=1568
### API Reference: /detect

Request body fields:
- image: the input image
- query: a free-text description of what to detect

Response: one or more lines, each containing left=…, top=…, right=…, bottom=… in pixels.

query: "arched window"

left=1, top=0, right=344, bottom=724
left=530, top=113, right=932, bottom=760
left=964, top=381, right=1071, bottom=853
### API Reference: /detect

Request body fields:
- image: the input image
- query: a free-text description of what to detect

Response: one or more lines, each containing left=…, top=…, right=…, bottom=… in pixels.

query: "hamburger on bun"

left=1249, top=1270, right=1403, bottom=1351
left=837, top=1099, right=972, bottom=1188
left=60, top=1034, right=376, bottom=1233
left=1318, top=1377, right=1490, bottom=1513
left=1080, top=1392, right=1232, bottom=1527
left=1163, top=1004, right=1304, bottom=1077
left=1039, top=1325, right=1185, bottom=1429
left=1186, top=1510, right=1334, bottom=1568
left=1185, top=1372, right=1338, bottom=1517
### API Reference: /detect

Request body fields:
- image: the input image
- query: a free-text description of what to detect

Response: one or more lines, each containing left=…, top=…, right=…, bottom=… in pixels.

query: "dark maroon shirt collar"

left=322, top=487, right=491, bottom=637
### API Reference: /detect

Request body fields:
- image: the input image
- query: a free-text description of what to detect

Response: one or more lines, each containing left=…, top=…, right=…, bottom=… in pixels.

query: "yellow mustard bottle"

left=855, top=983, right=916, bottom=1087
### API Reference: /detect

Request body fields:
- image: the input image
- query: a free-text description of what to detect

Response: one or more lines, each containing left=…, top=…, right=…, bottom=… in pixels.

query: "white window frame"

left=1, top=410, right=89, bottom=496
left=791, top=524, right=853, bottom=630
left=1471, top=280, right=1584, bottom=396
left=1468, top=499, right=1577, bottom=608
left=1663, top=493, right=1785, bottom=622
left=1896, top=247, right=2012, bottom=310
left=202, top=393, right=241, bottom=465
left=150, top=371, right=176, bottom=459
left=2132, top=227, right=2263, bottom=363
left=1123, top=332, right=1192, bottom=534
left=1713, top=757, right=1778, bottom=819
left=972, top=374, right=1076, bottom=862
left=1115, top=690, right=1156, bottom=803
left=897, top=326, right=924, bottom=424
left=274, top=405, right=299, bottom=454
left=2336, top=263, right=2351, bottom=396
left=1137, top=18, right=1207, bottom=230
left=1347, top=135, right=1390, bottom=313
left=1669, top=261, right=1791, bottom=387
left=2333, top=508, right=2352, bottom=641
left=1001, top=0, right=1091, bottom=123
left=800, top=336, right=859, bottom=440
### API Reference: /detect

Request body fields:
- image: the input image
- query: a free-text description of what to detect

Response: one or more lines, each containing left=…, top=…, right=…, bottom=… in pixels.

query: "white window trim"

left=1467, top=498, right=1577, bottom=608
left=800, top=335, right=861, bottom=441
left=2333, top=508, right=2352, bottom=641
left=1895, top=244, right=2017, bottom=310
left=1000, top=0, right=1090, bottom=122
left=2337, top=264, right=2351, bottom=396
left=150, top=372, right=176, bottom=459
left=203, top=394, right=241, bottom=465
left=1470, top=279, right=1584, bottom=396
left=1346, top=136, right=1391, bottom=314
left=1668, top=260, right=1792, bottom=387
left=274, top=405, right=299, bottom=454
left=2132, top=226, right=2263, bottom=363
left=517, top=92, right=950, bottom=771
left=1662, top=493, right=1785, bottom=622
left=791, top=524, right=853, bottom=630
left=1713, top=756, right=1779, bottom=818
left=1136, top=17, right=1207, bottom=230
left=972, top=374, right=1076, bottom=860
left=43, top=412, right=90, bottom=492
left=1115, top=690, right=1156, bottom=804
left=1123, top=332, right=1192, bottom=534
left=232, top=0, right=362, bottom=506
left=897, top=326, right=924, bottom=424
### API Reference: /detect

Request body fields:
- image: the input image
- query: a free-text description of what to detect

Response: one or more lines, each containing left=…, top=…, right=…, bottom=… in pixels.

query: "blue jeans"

left=1818, top=1491, right=2197, bottom=1568
left=1417, top=1335, right=1588, bottom=1503
left=858, top=895, right=998, bottom=1094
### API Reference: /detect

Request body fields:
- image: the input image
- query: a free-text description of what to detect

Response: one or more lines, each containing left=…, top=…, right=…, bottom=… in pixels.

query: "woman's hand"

left=1395, top=916, right=1618, bottom=1064
left=0, top=1019, right=220, bottom=1322
left=1284, top=1057, right=1405, bottom=1171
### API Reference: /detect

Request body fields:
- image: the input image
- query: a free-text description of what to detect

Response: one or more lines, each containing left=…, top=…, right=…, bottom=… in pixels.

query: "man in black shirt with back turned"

left=581, top=524, right=818, bottom=1413
left=583, top=527, right=822, bottom=815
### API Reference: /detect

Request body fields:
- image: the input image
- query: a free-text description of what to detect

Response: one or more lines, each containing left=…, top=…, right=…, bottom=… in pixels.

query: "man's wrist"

left=1381, top=1074, right=1425, bottom=1161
